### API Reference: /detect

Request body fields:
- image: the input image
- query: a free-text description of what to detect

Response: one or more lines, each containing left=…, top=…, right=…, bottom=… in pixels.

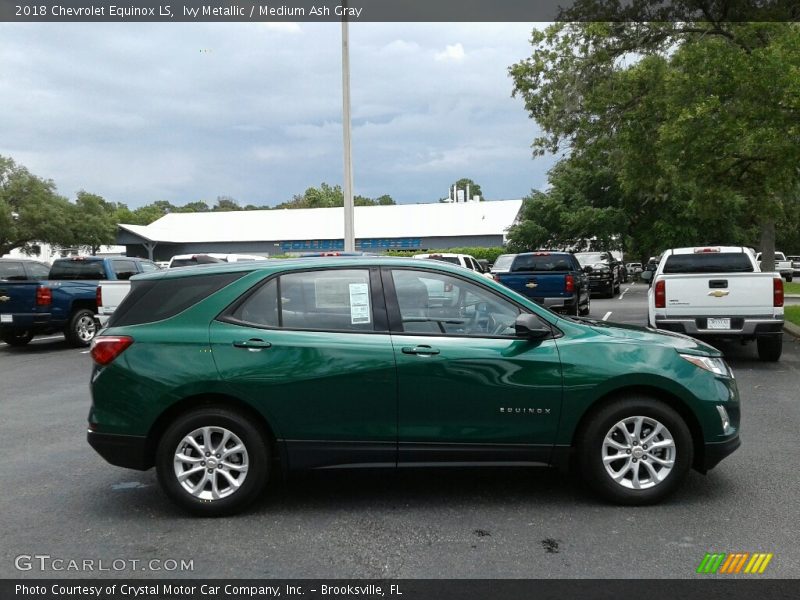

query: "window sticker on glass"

left=349, top=283, right=371, bottom=324
left=314, top=277, right=352, bottom=309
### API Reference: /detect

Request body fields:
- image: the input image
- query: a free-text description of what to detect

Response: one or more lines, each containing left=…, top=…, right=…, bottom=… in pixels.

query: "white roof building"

left=117, top=200, right=523, bottom=260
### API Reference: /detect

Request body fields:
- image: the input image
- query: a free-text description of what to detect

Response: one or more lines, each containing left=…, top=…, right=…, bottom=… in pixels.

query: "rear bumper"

left=654, top=316, right=783, bottom=336
left=700, top=435, right=741, bottom=472
left=87, top=430, right=152, bottom=470
left=527, top=295, right=578, bottom=312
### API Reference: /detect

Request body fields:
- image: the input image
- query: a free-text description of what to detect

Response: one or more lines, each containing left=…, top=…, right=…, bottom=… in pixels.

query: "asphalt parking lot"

left=1, top=282, right=798, bottom=579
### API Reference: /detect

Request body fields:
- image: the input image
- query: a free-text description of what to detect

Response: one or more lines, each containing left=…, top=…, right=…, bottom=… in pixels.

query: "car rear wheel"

left=757, top=335, right=782, bottom=362
left=65, top=308, right=97, bottom=347
left=1, top=330, right=34, bottom=346
left=578, top=397, right=693, bottom=505
left=156, top=407, right=269, bottom=516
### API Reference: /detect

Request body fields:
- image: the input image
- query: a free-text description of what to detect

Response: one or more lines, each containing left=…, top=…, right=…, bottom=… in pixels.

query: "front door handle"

left=401, top=345, right=440, bottom=356
left=233, top=338, right=272, bottom=350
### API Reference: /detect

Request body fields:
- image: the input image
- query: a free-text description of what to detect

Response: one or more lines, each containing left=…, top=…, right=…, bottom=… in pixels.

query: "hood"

left=566, top=317, right=722, bottom=356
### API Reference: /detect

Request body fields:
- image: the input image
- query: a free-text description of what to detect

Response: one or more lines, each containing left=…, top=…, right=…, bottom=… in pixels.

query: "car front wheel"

left=156, top=407, right=269, bottom=516
left=578, top=397, right=693, bottom=505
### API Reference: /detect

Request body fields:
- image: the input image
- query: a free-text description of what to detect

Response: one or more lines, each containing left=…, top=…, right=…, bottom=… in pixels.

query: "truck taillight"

left=90, top=336, right=133, bottom=366
left=565, top=274, right=575, bottom=293
left=654, top=279, right=666, bottom=308
left=36, top=286, right=52, bottom=306
left=774, top=277, right=784, bottom=307
left=96, top=286, right=102, bottom=308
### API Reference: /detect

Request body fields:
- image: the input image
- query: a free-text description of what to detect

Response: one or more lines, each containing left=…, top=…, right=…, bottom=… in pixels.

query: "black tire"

left=757, top=335, right=782, bottom=362
left=786, top=276, right=793, bottom=283
left=1, top=330, right=34, bottom=346
left=566, top=302, right=579, bottom=316
left=579, top=297, right=591, bottom=316
left=156, top=407, right=269, bottom=516
left=577, top=396, right=693, bottom=505
left=65, top=308, right=98, bottom=347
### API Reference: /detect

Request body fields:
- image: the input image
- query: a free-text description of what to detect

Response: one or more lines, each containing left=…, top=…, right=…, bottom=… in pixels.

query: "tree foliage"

left=0, top=156, right=74, bottom=256
left=508, top=13, right=800, bottom=265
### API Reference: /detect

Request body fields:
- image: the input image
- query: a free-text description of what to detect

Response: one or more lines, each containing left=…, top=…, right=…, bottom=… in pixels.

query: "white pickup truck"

left=96, top=280, right=131, bottom=327
left=647, top=246, right=784, bottom=361
left=755, top=252, right=793, bottom=282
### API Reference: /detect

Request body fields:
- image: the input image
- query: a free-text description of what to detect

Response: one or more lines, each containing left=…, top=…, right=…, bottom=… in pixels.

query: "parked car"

left=413, top=253, right=493, bottom=279
left=490, top=253, right=517, bottom=275
left=754, top=252, right=793, bottom=282
left=0, top=256, right=158, bottom=347
left=574, top=252, right=620, bottom=297
left=88, top=257, right=740, bottom=515
left=493, top=251, right=590, bottom=316
left=626, top=263, right=643, bottom=276
left=640, top=257, right=660, bottom=285
left=787, top=255, right=800, bottom=278
left=647, top=246, right=784, bottom=361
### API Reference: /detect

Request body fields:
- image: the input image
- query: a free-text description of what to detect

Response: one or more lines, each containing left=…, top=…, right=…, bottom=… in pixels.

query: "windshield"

left=491, top=254, right=515, bottom=272
left=663, top=253, right=754, bottom=274
left=422, top=256, right=460, bottom=265
left=576, top=253, right=608, bottom=266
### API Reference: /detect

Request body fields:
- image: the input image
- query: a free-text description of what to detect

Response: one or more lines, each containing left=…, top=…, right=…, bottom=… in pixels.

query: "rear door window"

left=112, top=260, right=138, bottom=280
left=27, top=262, right=50, bottom=279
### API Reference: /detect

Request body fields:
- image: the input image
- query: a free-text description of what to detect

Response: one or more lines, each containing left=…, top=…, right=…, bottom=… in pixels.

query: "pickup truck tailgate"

left=500, top=272, right=571, bottom=299
left=0, top=282, right=46, bottom=327
left=662, top=273, right=776, bottom=316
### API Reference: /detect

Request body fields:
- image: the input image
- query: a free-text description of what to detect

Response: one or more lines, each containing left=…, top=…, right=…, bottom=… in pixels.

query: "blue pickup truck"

left=0, top=256, right=158, bottom=347
left=494, top=251, right=591, bottom=316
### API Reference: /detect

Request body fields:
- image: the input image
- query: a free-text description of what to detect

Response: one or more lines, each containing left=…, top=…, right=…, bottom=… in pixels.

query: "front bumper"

left=87, top=430, right=152, bottom=470
left=588, top=278, right=613, bottom=293
left=700, top=435, right=741, bottom=472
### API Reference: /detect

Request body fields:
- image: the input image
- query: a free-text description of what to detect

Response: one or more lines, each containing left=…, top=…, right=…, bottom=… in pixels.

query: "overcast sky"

left=0, top=22, right=554, bottom=209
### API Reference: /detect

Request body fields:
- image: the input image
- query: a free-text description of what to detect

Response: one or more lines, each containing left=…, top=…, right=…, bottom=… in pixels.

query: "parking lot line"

left=618, top=287, right=630, bottom=300
left=0, top=334, right=64, bottom=347
left=602, top=311, right=612, bottom=321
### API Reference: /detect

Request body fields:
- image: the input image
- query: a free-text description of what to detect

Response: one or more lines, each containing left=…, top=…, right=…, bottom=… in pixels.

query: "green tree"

left=0, top=156, right=74, bottom=256
left=68, top=191, right=118, bottom=255
left=509, top=16, right=800, bottom=269
left=213, top=196, right=240, bottom=211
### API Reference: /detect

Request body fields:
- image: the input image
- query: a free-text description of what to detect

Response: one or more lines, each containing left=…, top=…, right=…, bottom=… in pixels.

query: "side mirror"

left=582, top=265, right=593, bottom=274
left=640, top=270, right=653, bottom=282
left=515, top=313, right=551, bottom=340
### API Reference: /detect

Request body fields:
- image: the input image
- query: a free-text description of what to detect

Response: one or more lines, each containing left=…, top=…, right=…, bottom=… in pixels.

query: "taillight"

left=96, top=286, right=102, bottom=307
left=565, top=274, right=575, bottom=293
left=90, top=336, right=133, bottom=366
left=654, top=279, right=666, bottom=308
left=36, top=285, right=52, bottom=306
left=774, top=277, right=784, bottom=307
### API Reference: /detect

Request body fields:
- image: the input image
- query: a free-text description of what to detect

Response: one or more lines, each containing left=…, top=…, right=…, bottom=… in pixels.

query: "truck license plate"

left=0, top=314, right=12, bottom=323
left=707, top=318, right=731, bottom=329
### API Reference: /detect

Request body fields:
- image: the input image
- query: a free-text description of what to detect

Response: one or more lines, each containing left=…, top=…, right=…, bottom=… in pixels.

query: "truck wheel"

left=156, top=407, right=269, bottom=516
left=65, top=309, right=98, bottom=347
left=1, top=330, right=34, bottom=346
left=757, top=336, right=782, bottom=362
left=579, top=297, right=591, bottom=316
left=578, top=396, right=693, bottom=505
left=786, top=275, right=793, bottom=282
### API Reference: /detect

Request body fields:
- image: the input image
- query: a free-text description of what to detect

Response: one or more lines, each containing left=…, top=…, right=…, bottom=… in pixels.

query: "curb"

left=783, top=321, right=800, bottom=339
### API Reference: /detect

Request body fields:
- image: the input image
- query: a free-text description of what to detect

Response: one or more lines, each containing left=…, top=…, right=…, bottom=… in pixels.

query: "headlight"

left=679, top=353, right=730, bottom=376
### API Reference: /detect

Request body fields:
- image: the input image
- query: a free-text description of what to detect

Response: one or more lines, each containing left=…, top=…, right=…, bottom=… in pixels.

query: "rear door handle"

left=233, top=338, right=272, bottom=350
left=401, top=345, right=440, bottom=356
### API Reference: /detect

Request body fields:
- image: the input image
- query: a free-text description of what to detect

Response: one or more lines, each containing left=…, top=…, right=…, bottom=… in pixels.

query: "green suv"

left=88, top=257, right=740, bottom=515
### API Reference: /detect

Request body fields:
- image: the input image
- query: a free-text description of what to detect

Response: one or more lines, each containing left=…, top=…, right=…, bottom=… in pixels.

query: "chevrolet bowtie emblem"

left=526, top=282, right=538, bottom=289
left=708, top=290, right=729, bottom=297
left=0, top=295, right=10, bottom=302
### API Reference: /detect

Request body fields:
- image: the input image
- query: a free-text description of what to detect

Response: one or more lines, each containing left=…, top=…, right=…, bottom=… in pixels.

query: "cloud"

left=0, top=22, right=551, bottom=207
left=435, top=42, right=465, bottom=62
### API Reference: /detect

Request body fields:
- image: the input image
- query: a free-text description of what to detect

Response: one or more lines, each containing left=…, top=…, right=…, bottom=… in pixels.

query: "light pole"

left=341, top=12, right=355, bottom=252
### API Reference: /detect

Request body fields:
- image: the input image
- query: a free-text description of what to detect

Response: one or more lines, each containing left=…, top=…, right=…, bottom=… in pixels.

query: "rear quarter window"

left=108, top=272, right=246, bottom=327
left=0, top=262, right=26, bottom=280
